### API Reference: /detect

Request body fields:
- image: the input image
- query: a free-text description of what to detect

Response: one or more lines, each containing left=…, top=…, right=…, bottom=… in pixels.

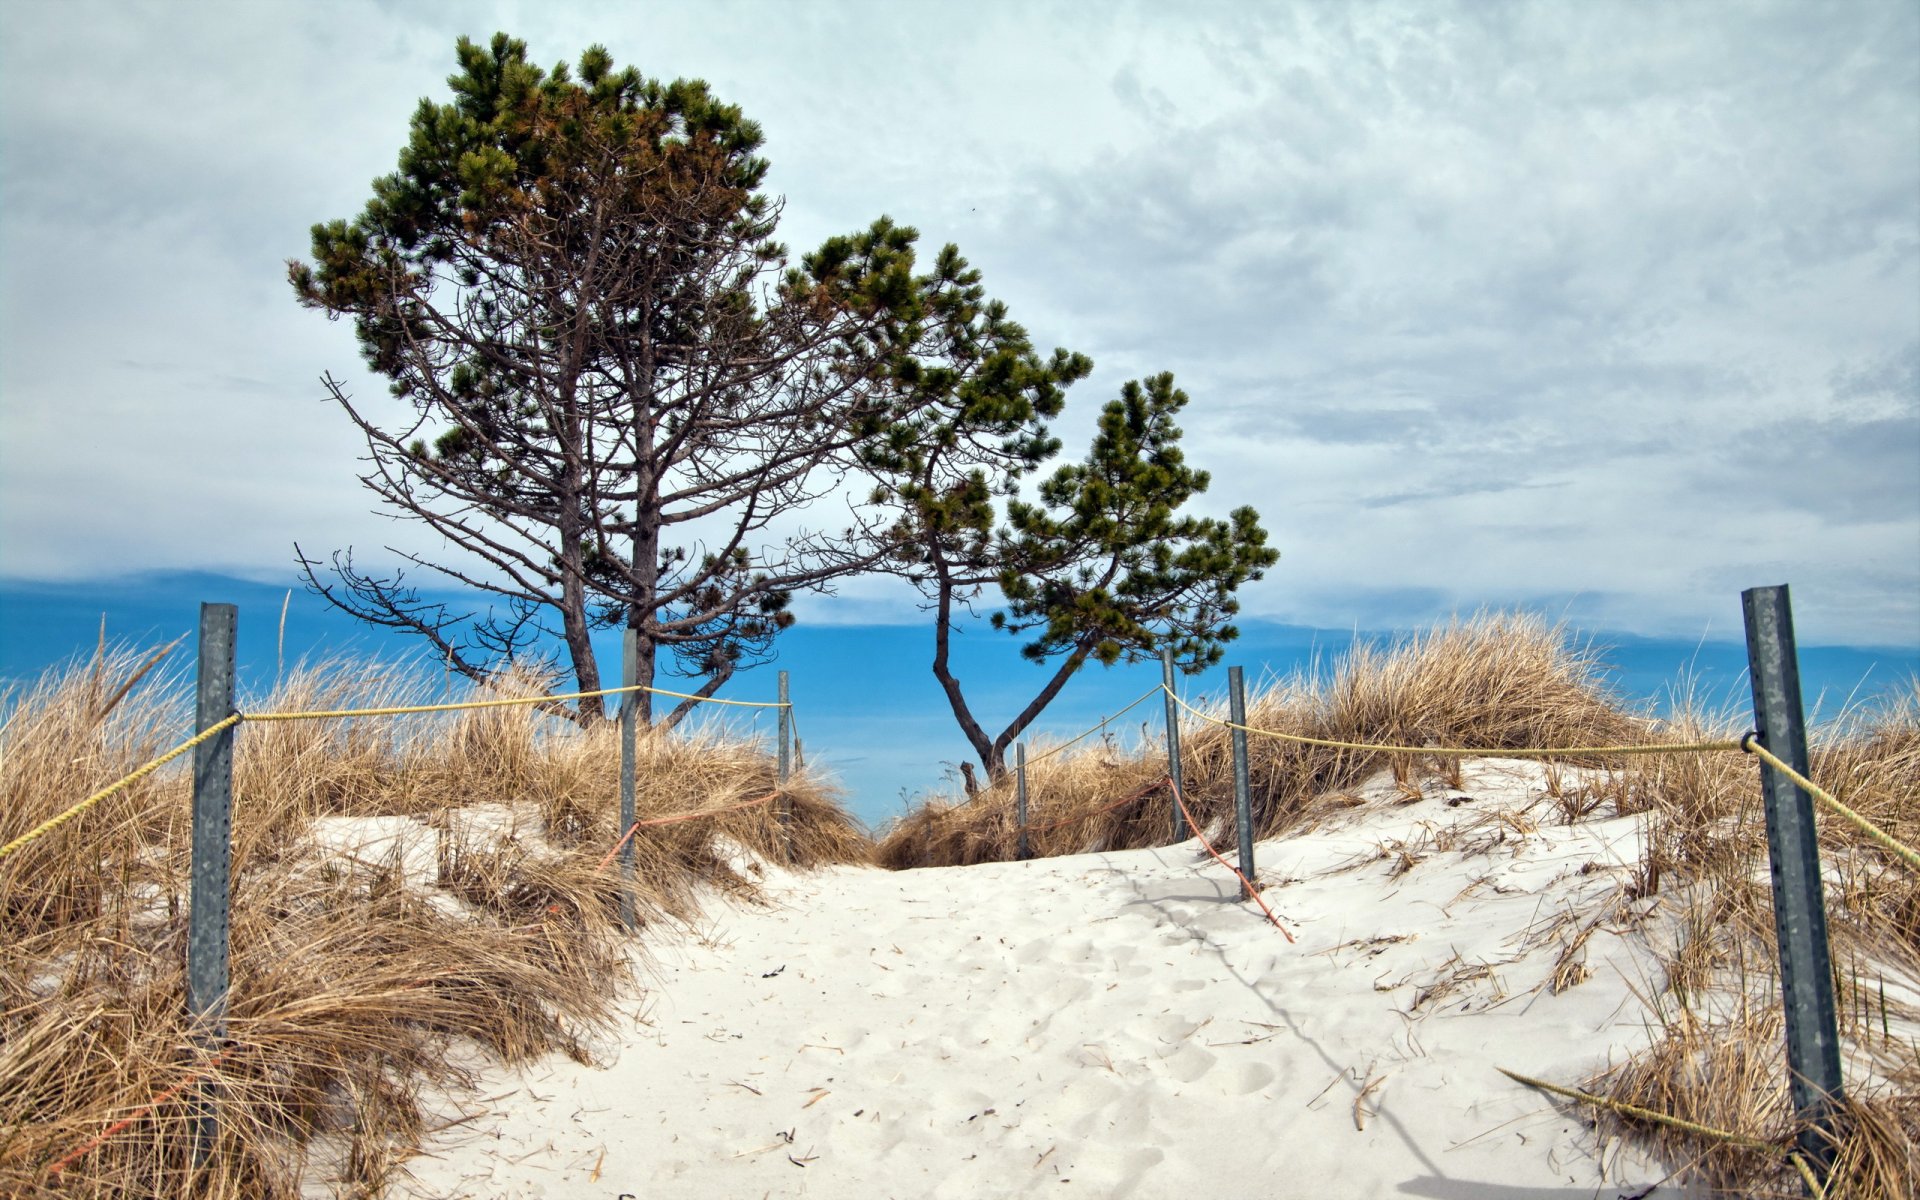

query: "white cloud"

left=2, top=0, right=1914, bottom=645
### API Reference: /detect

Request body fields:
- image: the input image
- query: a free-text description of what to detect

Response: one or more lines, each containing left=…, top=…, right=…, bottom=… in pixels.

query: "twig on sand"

left=1353, top=1067, right=1386, bottom=1131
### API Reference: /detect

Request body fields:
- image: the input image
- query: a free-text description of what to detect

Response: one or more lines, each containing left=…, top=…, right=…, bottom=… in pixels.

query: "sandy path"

left=392, top=761, right=1691, bottom=1199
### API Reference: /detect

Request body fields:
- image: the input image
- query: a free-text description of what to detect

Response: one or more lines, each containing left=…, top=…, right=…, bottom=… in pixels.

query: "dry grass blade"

left=0, top=647, right=865, bottom=1198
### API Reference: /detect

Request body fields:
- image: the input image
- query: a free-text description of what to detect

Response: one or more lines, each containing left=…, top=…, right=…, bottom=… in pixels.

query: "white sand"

left=378, top=761, right=1706, bottom=1199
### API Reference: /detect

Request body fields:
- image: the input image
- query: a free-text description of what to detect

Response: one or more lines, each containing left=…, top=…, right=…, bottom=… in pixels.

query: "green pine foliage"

left=288, top=31, right=1275, bottom=762
left=287, top=33, right=926, bottom=724
left=1000, top=373, right=1277, bottom=674
left=863, top=320, right=1278, bottom=779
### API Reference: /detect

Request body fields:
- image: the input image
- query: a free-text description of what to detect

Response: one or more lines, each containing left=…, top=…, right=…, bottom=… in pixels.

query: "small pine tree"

left=867, top=357, right=1278, bottom=782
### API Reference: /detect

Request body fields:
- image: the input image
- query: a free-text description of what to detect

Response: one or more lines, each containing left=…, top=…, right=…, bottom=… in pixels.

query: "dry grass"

left=12, top=615, right=1912, bottom=1198
left=0, top=647, right=864, bottom=1199
left=1578, top=682, right=1920, bottom=1198
left=877, top=612, right=1639, bottom=868
left=876, top=612, right=1920, bottom=1195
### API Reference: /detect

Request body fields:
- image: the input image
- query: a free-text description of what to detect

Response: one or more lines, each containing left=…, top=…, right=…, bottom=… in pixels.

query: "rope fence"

left=1740, top=735, right=1920, bottom=872
left=1495, top=1068, right=1828, bottom=1199
left=0, top=714, right=244, bottom=860
left=1020, top=684, right=1166, bottom=767
left=1153, top=687, right=1915, bottom=870
left=1167, top=776, right=1293, bottom=941
left=0, top=682, right=788, bottom=863
left=43, top=1050, right=233, bottom=1181
left=593, top=791, right=784, bottom=873
left=10, top=585, right=1909, bottom=1194
left=1163, top=688, right=1746, bottom=758
left=8, top=606, right=803, bottom=1185
left=987, top=584, right=1902, bottom=1193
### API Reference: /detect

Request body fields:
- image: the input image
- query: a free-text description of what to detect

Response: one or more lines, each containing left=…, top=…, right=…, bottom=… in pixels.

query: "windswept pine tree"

left=290, top=33, right=931, bottom=724
left=865, top=360, right=1279, bottom=784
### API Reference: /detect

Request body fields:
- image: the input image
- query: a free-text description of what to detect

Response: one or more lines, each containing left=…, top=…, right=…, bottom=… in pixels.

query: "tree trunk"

left=929, top=569, right=998, bottom=780
left=559, top=564, right=606, bottom=723
left=932, top=583, right=1097, bottom=783
left=628, top=353, right=660, bottom=726
left=627, top=508, right=660, bottom=727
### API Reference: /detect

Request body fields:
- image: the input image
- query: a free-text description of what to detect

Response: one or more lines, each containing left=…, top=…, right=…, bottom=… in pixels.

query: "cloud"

left=1, top=0, right=1914, bottom=648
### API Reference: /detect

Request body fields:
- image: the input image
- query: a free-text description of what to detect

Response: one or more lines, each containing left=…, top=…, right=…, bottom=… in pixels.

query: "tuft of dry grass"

left=0, top=647, right=863, bottom=1199
left=1578, top=680, right=1920, bottom=1197
left=877, top=612, right=1639, bottom=868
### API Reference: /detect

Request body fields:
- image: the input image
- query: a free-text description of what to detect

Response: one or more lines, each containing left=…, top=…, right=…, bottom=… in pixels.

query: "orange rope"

left=47, top=1049, right=230, bottom=1178
left=593, top=791, right=782, bottom=873
left=1168, top=777, right=1295, bottom=943
left=594, top=822, right=643, bottom=874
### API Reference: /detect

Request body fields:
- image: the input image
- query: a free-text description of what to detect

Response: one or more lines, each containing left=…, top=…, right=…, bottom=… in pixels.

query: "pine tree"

left=868, top=366, right=1278, bottom=784
left=289, top=33, right=924, bottom=724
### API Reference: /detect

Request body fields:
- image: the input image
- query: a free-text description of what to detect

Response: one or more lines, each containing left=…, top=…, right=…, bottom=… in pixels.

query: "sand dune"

left=371, top=758, right=1706, bottom=1199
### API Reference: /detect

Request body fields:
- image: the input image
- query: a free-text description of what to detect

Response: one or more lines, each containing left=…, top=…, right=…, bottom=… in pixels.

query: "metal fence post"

left=1228, top=665, right=1256, bottom=900
left=188, top=602, right=237, bottom=1165
left=1742, top=584, right=1844, bottom=1187
left=778, top=671, right=792, bottom=863
left=1161, top=647, right=1185, bottom=840
left=1016, top=743, right=1030, bottom=862
left=618, top=627, right=638, bottom=931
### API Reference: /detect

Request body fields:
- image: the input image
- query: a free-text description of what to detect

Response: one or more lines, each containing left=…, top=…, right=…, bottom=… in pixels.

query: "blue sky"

left=2, top=2, right=1916, bottom=825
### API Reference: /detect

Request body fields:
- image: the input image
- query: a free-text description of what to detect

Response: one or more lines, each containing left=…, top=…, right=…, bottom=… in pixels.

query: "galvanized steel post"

left=188, top=602, right=236, bottom=1164
left=1228, top=665, right=1256, bottom=900
left=778, top=671, right=792, bottom=862
left=1743, top=584, right=1844, bottom=1188
left=1161, top=647, right=1185, bottom=840
left=618, top=627, right=638, bottom=931
left=1016, top=743, right=1030, bottom=861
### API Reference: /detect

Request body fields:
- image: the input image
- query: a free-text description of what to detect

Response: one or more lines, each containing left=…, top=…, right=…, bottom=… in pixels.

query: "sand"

left=357, top=758, right=1714, bottom=1200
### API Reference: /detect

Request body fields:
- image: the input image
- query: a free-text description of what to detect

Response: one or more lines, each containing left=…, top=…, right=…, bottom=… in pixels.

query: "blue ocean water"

left=3, top=571, right=1914, bottom=828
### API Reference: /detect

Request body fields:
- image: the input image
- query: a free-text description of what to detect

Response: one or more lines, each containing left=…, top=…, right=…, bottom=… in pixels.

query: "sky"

left=2, top=1, right=1917, bottom=818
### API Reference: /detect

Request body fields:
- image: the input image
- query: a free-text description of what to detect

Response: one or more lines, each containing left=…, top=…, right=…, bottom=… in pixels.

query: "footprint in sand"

left=1039, top=975, right=1093, bottom=1007
left=1151, top=1015, right=1205, bottom=1042
left=1225, top=1061, right=1276, bottom=1094
left=1054, top=1076, right=1126, bottom=1134
left=1157, top=1042, right=1218, bottom=1084
left=1013, top=938, right=1052, bottom=966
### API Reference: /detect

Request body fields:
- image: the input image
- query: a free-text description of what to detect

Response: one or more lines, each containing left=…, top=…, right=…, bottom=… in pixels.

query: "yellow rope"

left=3, top=679, right=784, bottom=860
left=1163, top=688, right=1741, bottom=758
left=1792, top=1152, right=1828, bottom=1200
left=1498, top=1068, right=1825, bottom=1194
left=247, top=681, right=787, bottom=721
left=1742, top=737, right=1920, bottom=872
left=0, top=715, right=243, bottom=860
left=1498, top=1067, right=1775, bottom=1148
left=1022, top=685, right=1168, bottom=767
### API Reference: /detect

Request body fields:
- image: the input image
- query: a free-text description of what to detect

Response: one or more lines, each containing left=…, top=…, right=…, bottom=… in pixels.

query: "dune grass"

left=6, top=614, right=1915, bottom=1197
left=0, top=647, right=864, bottom=1199
left=1575, top=683, right=1920, bottom=1197
left=875, top=612, right=1920, bottom=1196
left=877, top=613, right=1641, bottom=868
